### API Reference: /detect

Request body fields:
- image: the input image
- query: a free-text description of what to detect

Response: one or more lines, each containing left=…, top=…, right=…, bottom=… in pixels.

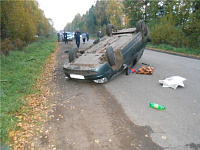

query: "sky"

left=37, top=0, right=96, bottom=31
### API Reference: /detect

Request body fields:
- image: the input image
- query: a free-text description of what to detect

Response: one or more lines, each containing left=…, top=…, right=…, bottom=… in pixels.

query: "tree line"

left=1, top=0, right=55, bottom=55
left=64, top=0, right=199, bottom=48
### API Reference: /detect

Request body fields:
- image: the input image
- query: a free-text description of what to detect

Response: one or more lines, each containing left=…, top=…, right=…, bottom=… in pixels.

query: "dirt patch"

left=32, top=40, right=162, bottom=150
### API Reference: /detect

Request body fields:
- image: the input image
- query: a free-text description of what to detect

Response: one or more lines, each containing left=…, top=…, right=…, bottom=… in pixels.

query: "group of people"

left=57, top=28, right=103, bottom=48
left=74, top=28, right=103, bottom=48
left=56, top=30, right=68, bottom=44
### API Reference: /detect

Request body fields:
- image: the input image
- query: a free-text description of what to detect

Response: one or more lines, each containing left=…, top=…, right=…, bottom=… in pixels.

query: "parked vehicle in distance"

left=63, top=20, right=150, bottom=83
left=62, top=32, right=73, bottom=41
left=67, top=32, right=73, bottom=41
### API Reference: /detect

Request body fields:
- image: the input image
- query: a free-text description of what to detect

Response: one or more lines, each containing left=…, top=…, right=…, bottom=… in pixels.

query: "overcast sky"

left=37, top=0, right=96, bottom=31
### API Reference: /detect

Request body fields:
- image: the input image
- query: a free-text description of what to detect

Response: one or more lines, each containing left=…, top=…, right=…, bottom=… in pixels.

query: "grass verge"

left=147, top=43, right=200, bottom=57
left=0, top=35, right=57, bottom=147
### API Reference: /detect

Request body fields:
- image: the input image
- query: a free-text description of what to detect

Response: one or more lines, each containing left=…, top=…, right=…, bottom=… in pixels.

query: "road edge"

left=146, top=47, right=200, bottom=60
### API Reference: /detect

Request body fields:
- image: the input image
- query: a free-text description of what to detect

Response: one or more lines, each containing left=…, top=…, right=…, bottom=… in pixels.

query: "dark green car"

left=63, top=20, right=150, bottom=83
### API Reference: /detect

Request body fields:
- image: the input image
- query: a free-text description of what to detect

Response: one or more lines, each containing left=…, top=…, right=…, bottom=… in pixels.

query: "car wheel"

left=106, top=46, right=116, bottom=66
left=106, top=24, right=115, bottom=36
left=69, top=47, right=79, bottom=62
left=136, top=20, right=147, bottom=37
left=93, top=39, right=100, bottom=44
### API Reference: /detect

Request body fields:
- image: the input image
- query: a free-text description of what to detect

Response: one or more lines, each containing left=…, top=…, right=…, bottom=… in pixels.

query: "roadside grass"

left=0, top=35, right=57, bottom=144
left=147, top=43, right=200, bottom=56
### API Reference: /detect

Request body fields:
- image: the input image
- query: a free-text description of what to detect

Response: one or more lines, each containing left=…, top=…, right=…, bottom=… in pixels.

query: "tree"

left=84, top=5, right=97, bottom=34
left=64, top=23, right=71, bottom=32
left=145, top=1, right=160, bottom=23
left=1, top=0, right=55, bottom=54
left=94, top=0, right=108, bottom=28
left=123, top=0, right=145, bottom=27
left=1, top=1, right=37, bottom=42
left=106, top=0, right=124, bottom=29
left=71, top=13, right=82, bottom=31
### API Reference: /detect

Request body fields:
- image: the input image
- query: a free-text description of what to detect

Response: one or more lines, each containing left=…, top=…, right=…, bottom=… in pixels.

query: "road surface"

left=34, top=39, right=200, bottom=150
left=104, top=49, right=200, bottom=150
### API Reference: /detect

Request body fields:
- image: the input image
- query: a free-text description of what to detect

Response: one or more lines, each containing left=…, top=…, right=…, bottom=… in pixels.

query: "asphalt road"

left=44, top=39, right=200, bottom=150
left=104, top=49, right=200, bottom=150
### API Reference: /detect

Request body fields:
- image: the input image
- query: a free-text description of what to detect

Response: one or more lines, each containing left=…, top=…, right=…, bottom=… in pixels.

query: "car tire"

left=93, top=39, right=100, bottom=44
left=69, top=47, right=79, bottom=62
left=106, top=46, right=116, bottom=66
left=136, top=20, right=147, bottom=37
left=106, top=24, right=115, bottom=36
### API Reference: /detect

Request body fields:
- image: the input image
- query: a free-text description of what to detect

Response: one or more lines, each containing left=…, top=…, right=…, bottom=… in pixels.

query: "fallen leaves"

left=9, top=131, right=15, bottom=138
left=8, top=43, right=59, bottom=149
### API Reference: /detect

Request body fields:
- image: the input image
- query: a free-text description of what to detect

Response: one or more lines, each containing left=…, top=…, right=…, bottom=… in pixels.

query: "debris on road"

left=129, top=68, right=136, bottom=73
left=162, top=136, right=167, bottom=140
left=126, top=67, right=137, bottom=75
left=95, top=139, right=100, bottom=144
left=137, top=66, right=154, bottom=75
left=129, top=68, right=137, bottom=73
left=159, top=76, right=186, bottom=89
left=149, top=102, right=166, bottom=110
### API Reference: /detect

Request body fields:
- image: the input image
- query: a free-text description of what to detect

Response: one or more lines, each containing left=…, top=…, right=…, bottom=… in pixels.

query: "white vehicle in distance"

left=62, top=32, right=73, bottom=41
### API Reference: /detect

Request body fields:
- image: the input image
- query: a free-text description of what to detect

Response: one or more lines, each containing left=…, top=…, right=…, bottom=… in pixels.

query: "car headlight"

left=93, top=77, right=108, bottom=83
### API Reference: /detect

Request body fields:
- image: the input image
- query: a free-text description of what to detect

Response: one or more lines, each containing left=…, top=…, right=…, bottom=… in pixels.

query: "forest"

left=0, top=0, right=56, bottom=55
left=65, top=0, right=199, bottom=49
left=1, top=0, right=199, bottom=55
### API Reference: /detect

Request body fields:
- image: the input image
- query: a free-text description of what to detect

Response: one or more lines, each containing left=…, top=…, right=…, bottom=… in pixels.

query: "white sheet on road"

left=159, top=76, right=186, bottom=89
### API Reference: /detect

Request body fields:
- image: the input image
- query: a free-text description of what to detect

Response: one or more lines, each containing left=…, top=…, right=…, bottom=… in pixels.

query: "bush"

left=0, top=38, right=14, bottom=56
left=0, top=38, right=27, bottom=56
left=183, top=19, right=200, bottom=48
left=149, top=16, right=199, bottom=49
left=14, top=38, right=26, bottom=50
left=150, top=17, right=185, bottom=47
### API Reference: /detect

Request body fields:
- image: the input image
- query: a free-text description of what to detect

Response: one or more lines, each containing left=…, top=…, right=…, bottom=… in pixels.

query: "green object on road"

left=150, top=102, right=166, bottom=110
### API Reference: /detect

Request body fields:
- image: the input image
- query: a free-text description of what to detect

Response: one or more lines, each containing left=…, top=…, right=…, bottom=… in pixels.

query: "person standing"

left=86, top=32, right=89, bottom=41
left=74, top=28, right=81, bottom=48
left=97, top=28, right=103, bottom=40
left=63, top=30, right=68, bottom=44
left=82, top=32, right=86, bottom=44
left=57, top=32, right=60, bottom=42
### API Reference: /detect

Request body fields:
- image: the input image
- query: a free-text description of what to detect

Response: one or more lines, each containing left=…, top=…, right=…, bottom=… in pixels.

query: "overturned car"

left=63, top=20, right=150, bottom=83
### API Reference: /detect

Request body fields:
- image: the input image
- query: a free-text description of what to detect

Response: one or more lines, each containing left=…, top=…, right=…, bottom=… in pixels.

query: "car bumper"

left=63, top=62, right=114, bottom=83
left=67, top=38, right=73, bottom=41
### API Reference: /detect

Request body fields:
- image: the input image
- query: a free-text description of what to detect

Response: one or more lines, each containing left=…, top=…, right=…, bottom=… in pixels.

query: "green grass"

left=147, top=43, right=200, bottom=56
left=0, top=35, right=57, bottom=144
